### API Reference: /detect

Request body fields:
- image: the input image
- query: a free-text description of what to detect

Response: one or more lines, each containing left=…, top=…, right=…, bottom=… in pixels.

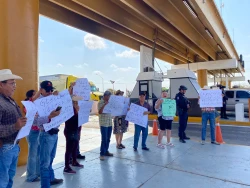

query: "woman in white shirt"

left=155, top=91, right=174, bottom=149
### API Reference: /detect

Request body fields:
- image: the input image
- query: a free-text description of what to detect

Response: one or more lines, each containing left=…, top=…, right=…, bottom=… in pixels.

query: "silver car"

left=224, top=89, right=250, bottom=112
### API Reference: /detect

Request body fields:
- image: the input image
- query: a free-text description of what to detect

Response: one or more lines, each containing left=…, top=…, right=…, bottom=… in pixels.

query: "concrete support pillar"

left=197, top=69, right=208, bottom=88
left=0, top=0, right=39, bottom=166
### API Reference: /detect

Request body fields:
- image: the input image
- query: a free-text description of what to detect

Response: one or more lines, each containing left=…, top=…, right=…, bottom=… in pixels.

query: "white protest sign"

left=73, top=78, right=90, bottom=101
left=78, top=101, right=93, bottom=127
left=103, top=95, right=125, bottom=116
left=34, top=90, right=74, bottom=131
left=199, top=89, right=222, bottom=107
left=90, top=101, right=98, bottom=115
left=14, top=101, right=37, bottom=144
left=125, top=103, right=148, bottom=128
left=121, top=97, right=130, bottom=115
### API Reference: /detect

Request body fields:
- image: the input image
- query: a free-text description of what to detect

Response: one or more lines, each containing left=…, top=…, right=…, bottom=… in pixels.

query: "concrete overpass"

left=0, top=0, right=244, bottom=165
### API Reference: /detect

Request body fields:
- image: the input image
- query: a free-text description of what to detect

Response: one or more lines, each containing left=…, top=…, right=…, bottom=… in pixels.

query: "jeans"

left=178, top=111, right=188, bottom=139
left=100, top=126, right=112, bottom=156
left=201, top=111, right=216, bottom=142
left=26, top=130, right=40, bottom=182
left=0, top=144, right=20, bottom=188
left=39, top=131, right=58, bottom=188
left=133, top=124, right=148, bottom=149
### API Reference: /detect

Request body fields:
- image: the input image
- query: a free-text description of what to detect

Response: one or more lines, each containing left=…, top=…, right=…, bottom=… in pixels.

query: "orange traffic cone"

left=152, top=119, right=158, bottom=136
left=215, top=122, right=225, bottom=144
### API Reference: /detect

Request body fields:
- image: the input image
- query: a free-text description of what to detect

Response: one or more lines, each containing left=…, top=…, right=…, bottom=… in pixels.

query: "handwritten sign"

left=103, top=95, right=125, bottom=116
left=121, top=97, right=130, bottom=115
left=199, top=89, right=222, bottom=107
left=125, top=103, right=148, bottom=128
left=14, top=101, right=37, bottom=144
left=34, top=90, right=74, bottom=131
left=73, top=78, right=90, bottom=101
left=78, top=101, right=93, bottom=127
left=162, top=99, right=176, bottom=117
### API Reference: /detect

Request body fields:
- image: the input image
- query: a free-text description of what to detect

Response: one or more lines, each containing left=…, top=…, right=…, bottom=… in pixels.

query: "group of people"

left=0, top=69, right=224, bottom=188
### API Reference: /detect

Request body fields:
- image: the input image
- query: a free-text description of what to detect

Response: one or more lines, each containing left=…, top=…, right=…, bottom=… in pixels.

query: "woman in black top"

left=63, top=96, right=84, bottom=174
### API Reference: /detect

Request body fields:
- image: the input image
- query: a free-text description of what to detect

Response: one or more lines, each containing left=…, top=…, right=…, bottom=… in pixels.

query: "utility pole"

left=96, top=73, right=104, bottom=92
left=110, top=80, right=115, bottom=94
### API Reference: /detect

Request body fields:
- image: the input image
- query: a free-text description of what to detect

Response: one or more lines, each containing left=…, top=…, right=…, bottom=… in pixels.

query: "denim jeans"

left=100, top=126, right=112, bottom=156
left=201, top=111, right=216, bottom=142
left=0, top=144, right=20, bottom=188
left=39, top=131, right=58, bottom=188
left=133, top=124, right=148, bottom=149
left=26, top=130, right=40, bottom=182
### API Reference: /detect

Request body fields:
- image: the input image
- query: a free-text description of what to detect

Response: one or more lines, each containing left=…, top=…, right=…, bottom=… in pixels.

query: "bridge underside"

left=40, top=0, right=243, bottom=79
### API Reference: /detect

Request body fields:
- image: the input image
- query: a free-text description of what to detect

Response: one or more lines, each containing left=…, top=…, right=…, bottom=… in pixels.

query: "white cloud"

left=84, top=34, right=106, bottom=50
left=110, top=64, right=135, bottom=72
left=74, top=63, right=89, bottom=68
left=39, top=36, right=44, bottom=43
left=93, top=70, right=103, bottom=75
left=56, top=63, right=63, bottom=67
left=115, top=49, right=139, bottom=58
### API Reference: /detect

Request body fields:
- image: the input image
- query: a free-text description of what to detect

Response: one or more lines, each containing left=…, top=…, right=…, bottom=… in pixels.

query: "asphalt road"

left=148, top=121, right=250, bottom=146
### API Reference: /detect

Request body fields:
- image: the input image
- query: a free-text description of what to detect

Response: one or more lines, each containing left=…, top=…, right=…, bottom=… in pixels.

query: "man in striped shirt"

left=199, top=86, right=220, bottom=145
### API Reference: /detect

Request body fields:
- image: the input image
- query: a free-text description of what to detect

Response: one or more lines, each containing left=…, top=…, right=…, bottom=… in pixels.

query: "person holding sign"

left=199, top=86, right=220, bottom=145
left=64, top=95, right=84, bottom=174
left=175, top=85, right=190, bottom=143
left=35, top=81, right=63, bottom=187
left=98, top=91, right=113, bottom=161
left=133, top=92, right=151, bottom=152
left=113, top=90, right=128, bottom=149
left=155, top=91, right=174, bottom=149
left=0, top=69, right=27, bottom=188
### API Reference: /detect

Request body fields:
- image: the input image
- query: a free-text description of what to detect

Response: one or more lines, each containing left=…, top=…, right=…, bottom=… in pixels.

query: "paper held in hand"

left=14, top=101, right=38, bottom=145
left=125, top=103, right=148, bottom=128
left=162, top=99, right=176, bottom=117
left=103, top=95, right=125, bottom=116
left=78, top=100, right=93, bottom=127
left=34, top=90, right=74, bottom=131
left=199, top=89, right=222, bottom=108
left=73, top=78, right=91, bottom=101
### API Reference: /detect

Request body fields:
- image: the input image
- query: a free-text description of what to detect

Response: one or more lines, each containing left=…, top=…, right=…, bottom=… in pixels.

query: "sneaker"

left=166, top=142, right=174, bottom=147
left=105, top=152, right=113, bottom=157
left=156, top=144, right=165, bottom=149
left=133, top=147, right=137, bottom=152
left=211, top=141, right=220, bottom=145
left=201, top=141, right=205, bottom=145
left=100, top=156, right=105, bottom=161
left=50, top=178, right=63, bottom=185
left=184, top=137, right=190, bottom=140
left=72, top=162, right=84, bottom=168
left=142, top=147, right=150, bottom=151
left=77, top=154, right=86, bottom=160
left=63, top=167, right=76, bottom=174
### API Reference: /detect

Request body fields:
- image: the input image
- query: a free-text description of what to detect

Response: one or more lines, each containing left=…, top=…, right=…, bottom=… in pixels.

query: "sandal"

left=156, top=144, right=165, bottom=149
left=116, top=145, right=123, bottom=149
left=166, top=142, right=174, bottom=147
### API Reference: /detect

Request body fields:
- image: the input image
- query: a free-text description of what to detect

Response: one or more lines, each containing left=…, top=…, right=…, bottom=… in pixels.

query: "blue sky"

left=39, top=0, right=250, bottom=91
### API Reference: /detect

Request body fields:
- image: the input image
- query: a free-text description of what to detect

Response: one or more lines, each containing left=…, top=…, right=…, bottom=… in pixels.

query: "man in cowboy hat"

left=175, top=85, right=190, bottom=143
left=0, top=69, right=27, bottom=187
left=199, top=86, right=220, bottom=145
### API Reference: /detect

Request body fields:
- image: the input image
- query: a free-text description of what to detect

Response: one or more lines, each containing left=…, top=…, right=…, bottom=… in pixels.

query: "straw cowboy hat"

left=0, top=69, right=22, bottom=82
left=202, top=85, right=210, bottom=90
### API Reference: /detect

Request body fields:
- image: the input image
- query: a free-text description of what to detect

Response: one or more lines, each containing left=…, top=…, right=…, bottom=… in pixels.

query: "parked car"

left=224, top=89, right=250, bottom=112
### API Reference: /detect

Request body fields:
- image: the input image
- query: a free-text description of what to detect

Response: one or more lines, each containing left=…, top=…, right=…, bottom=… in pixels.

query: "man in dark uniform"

left=175, top=85, right=190, bottom=143
left=220, top=85, right=228, bottom=119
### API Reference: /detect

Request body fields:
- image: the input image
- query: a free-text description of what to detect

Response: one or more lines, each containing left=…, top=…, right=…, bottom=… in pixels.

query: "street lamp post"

left=110, top=80, right=115, bottom=94
left=96, top=73, right=104, bottom=92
